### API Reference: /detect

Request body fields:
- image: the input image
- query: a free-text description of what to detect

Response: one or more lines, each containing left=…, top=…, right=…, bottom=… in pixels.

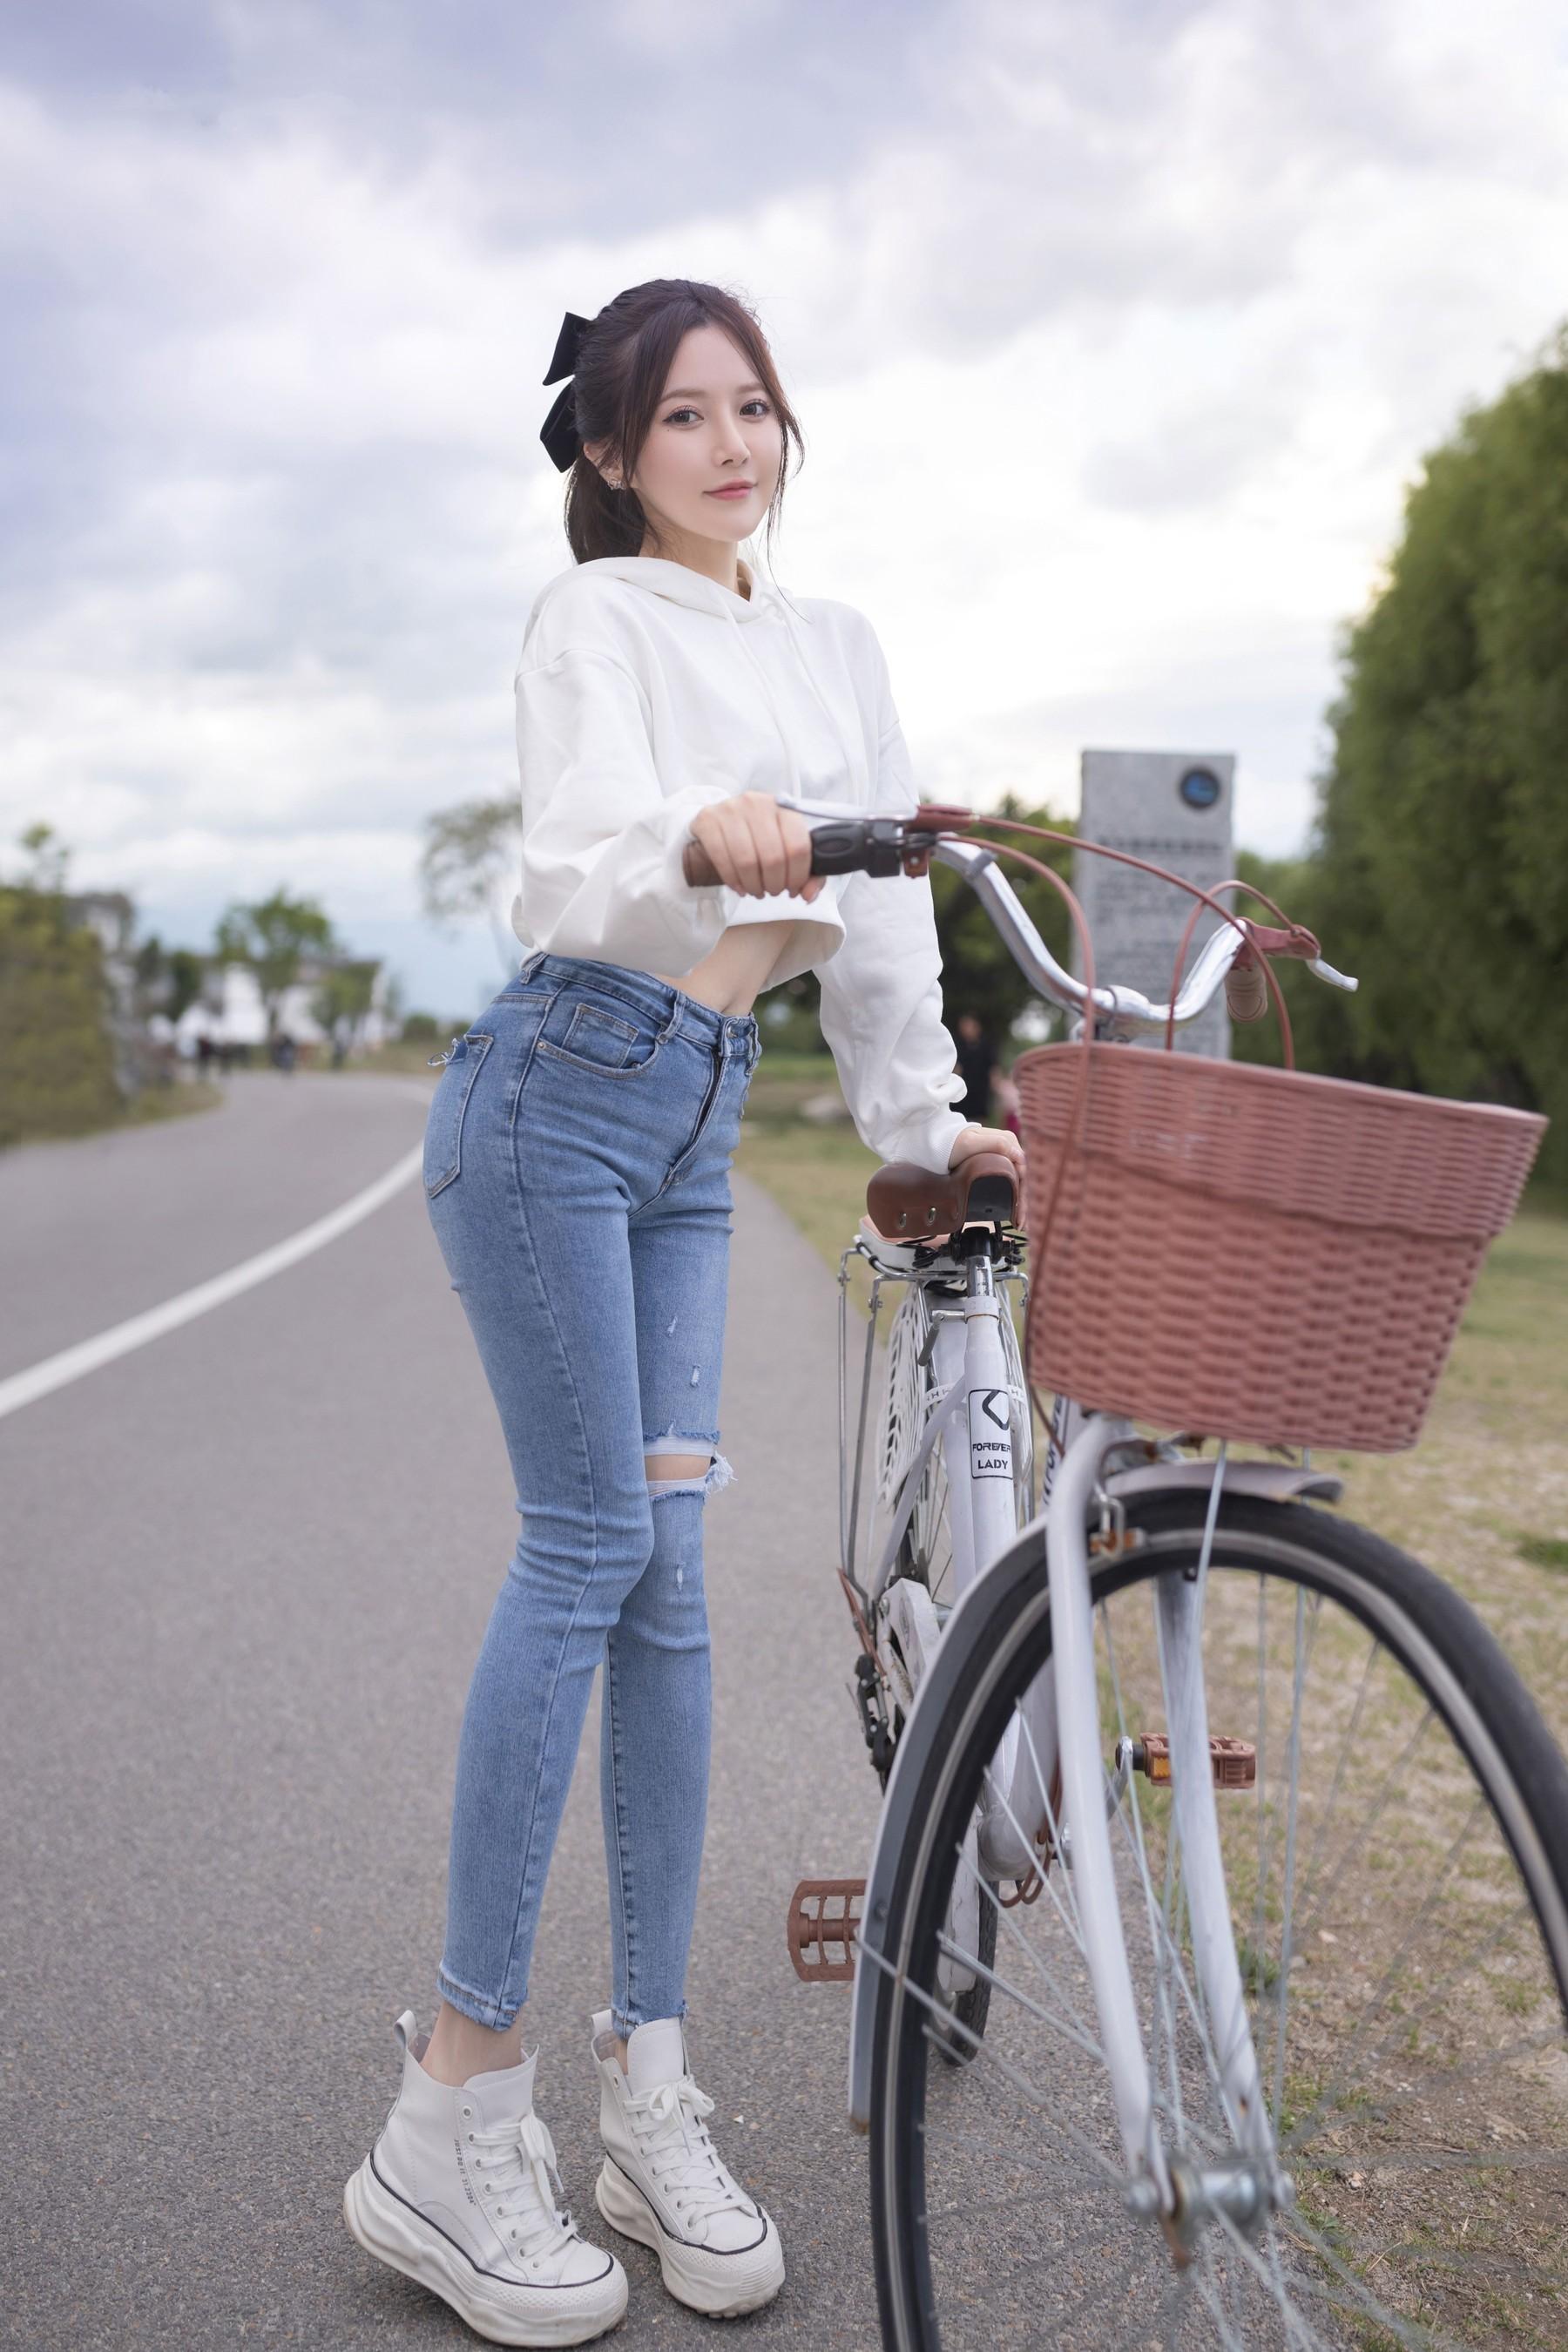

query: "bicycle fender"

left=848, top=1502, right=1058, bottom=2129
left=1105, top=1460, right=1344, bottom=1508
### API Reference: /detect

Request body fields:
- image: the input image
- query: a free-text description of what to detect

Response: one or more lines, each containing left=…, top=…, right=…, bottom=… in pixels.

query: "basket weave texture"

left=1013, top=1045, right=1546, bottom=1453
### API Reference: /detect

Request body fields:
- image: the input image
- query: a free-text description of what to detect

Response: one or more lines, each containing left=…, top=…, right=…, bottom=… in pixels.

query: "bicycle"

left=685, top=796, right=1568, bottom=2351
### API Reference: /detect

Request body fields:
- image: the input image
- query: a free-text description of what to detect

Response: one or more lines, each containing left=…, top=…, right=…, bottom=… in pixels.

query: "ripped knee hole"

left=643, top=1448, right=738, bottom=1499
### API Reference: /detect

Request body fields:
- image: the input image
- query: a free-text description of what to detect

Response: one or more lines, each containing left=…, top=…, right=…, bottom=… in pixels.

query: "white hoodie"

left=509, top=552, right=970, bottom=1174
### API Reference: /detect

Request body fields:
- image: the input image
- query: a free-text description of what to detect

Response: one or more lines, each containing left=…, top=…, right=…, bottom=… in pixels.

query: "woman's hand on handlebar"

left=689, top=791, right=828, bottom=902
left=948, top=1120, right=1025, bottom=1178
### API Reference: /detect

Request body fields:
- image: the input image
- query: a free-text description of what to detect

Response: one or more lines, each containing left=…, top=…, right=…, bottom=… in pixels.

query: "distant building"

left=172, top=953, right=393, bottom=1060
left=57, top=889, right=393, bottom=1071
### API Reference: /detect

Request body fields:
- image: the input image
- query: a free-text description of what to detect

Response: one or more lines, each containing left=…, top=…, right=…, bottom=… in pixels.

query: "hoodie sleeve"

left=814, top=627, right=971, bottom=1174
left=510, top=645, right=736, bottom=975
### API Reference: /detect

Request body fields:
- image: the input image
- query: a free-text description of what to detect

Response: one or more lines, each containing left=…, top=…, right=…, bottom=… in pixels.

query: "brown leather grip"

left=1225, top=961, right=1270, bottom=1022
left=1224, top=917, right=1321, bottom=1023
left=682, top=839, right=723, bottom=887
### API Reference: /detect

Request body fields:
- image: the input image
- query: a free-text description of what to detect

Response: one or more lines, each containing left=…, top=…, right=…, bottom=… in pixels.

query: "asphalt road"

left=0, top=1074, right=885, bottom=2350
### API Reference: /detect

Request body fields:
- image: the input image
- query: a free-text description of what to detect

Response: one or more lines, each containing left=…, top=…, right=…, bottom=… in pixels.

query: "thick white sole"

left=594, top=2157, right=785, bottom=2319
left=344, top=2153, right=627, bottom=2346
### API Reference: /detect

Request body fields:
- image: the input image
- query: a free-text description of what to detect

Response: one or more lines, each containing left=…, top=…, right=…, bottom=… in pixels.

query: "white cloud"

left=2, top=0, right=1566, bottom=998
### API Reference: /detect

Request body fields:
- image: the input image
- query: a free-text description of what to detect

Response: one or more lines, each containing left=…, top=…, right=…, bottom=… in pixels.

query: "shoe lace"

left=470, top=2110, right=575, bottom=2262
left=626, top=2073, right=750, bottom=2227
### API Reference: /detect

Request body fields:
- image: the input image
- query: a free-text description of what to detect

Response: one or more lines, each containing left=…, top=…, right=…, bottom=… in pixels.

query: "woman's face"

left=591, top=323, right=782, bottom=553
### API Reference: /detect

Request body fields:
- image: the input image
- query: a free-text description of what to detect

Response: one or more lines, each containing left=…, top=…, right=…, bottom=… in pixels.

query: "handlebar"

left=679, top=795, right=1357, bottom=1039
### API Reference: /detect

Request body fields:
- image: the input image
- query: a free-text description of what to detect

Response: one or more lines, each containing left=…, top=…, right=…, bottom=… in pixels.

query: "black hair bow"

left=540, top=309, right=593, bottom=472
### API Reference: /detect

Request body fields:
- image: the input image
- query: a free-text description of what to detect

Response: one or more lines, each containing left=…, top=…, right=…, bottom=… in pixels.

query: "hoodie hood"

left=575, top=551, right=844, bottom=803
left=575, top=551, right=794, bottom=625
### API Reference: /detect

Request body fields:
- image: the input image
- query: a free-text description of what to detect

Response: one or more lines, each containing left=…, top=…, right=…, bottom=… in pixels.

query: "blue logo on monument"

left=1179, top=767, right=1221, bottom=810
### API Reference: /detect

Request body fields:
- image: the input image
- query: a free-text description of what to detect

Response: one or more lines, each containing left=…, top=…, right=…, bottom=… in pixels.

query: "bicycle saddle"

left=864, top=1151, right=1022, bottom=1244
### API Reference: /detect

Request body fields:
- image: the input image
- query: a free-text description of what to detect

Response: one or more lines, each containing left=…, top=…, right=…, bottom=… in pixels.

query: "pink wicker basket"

left=1012, top=1044, right=1546, bottom=1453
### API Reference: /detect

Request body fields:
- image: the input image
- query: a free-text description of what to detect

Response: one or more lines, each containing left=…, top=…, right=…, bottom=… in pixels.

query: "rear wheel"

left=868, top=1493, right=1568, bottom=2349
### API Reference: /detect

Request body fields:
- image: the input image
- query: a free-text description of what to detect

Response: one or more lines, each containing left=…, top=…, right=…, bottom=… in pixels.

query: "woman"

left=344, top=278, right=1024, bottom=2347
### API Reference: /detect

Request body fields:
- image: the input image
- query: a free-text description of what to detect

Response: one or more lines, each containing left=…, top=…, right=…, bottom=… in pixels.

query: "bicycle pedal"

left=1132, top=1734, right=1257, bottom=1789
left=787, top=1877, right=865, bottom=1982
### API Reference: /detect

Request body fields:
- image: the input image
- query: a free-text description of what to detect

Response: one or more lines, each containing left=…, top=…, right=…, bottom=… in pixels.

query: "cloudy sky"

left=3, top=0, right=1565, bottom=1015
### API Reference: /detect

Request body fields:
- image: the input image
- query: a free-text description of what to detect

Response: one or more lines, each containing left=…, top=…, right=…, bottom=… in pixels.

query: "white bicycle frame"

left=858, top=1254, right=1049, bottom=1887
left=849, top=1267, right=1281, bottom=2193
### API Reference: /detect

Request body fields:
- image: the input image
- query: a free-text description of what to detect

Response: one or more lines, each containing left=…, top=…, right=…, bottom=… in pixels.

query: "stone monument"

left=1074, top=750, right=1235, bottom=1058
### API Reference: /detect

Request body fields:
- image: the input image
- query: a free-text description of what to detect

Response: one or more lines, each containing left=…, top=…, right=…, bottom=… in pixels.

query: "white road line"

left=0, top=1142, right=425, bottom=1423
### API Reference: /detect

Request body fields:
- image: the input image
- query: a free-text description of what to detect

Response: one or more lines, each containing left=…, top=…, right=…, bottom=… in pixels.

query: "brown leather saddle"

left=864, top=1150, right=1023, bottom=1246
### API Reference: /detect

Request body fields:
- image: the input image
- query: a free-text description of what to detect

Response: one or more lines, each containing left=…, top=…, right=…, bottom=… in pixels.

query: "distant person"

left=953, top=1008, right=997, bottom=1125
left=341, top=281, right=1025, bottom=2345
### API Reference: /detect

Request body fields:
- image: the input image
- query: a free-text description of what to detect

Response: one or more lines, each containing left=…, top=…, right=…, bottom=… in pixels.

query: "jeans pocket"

left=424, top=1031, right=494, bottom=1197
left=536, top=993, right=664, bottom=1077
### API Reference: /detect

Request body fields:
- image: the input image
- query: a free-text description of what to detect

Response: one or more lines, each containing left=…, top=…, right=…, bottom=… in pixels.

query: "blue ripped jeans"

left=422, top=950, right=760, bottom=2038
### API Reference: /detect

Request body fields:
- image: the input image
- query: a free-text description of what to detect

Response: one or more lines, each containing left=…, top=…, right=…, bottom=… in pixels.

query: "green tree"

left=0, top=827, right=120, bottom=1146
left=214, top=889, right=338, bottom=1033
left=1252, top=322, right=1568, bottom=1174
left=17, top=821, right=71, bottom=894
left=312, top=957, right=380, bottom=1046
left=166, top=948, right=206, bottom=1024
left=420, top=795, right=522, bottom=981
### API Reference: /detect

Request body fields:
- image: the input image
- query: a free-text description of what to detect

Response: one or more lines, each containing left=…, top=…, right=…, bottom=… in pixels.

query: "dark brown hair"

left=559, top=279, right=804, bottom=570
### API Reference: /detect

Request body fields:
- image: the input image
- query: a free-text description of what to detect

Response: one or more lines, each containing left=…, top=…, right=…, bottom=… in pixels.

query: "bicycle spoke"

left=1295, top=1702, right=1436, bottom=1949
left=1201, top=2201, right=1347, bottom=2352
left=1102, top=1596, right=1189, bottom=2145
left=1301, top=2130, right=1567, bottom=2173
left=1189, top=2242, right=1250, bottom=2352
left=1104, top=1788, right=1238, bottom=2142
left=921, top=2170, right=1159, bottom=2336
left=1101, top=2266, right=1189, bottom=2352
left=1279, top=2201, right=1471, bottom=2349
left=1281, top=1794, right=1493, bottom=2153
left=856, top=1928, right=1124, bottom=2187
left=1293, top=1629, right=1382, bottom=1933
left=922, top=2157, right=1131, bottom=2230
left=935, top=1923, right=1106, bottom=2069
left=957, top=1841, right=1103, bottom=2058
left=1267, top=1583, right=1308, bottom=2132
left=1014, top=1693, right=1089, bottom=1954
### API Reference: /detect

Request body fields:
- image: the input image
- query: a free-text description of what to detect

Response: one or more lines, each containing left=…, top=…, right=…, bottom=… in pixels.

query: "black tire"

left=868, top=1492, right=1568, bottom=2352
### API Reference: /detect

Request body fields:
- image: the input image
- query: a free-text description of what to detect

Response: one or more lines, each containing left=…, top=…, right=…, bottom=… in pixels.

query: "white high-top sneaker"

left=344, top=2009, right=628, bottom=2347
left=591, top=2010, right=785, bottom=2318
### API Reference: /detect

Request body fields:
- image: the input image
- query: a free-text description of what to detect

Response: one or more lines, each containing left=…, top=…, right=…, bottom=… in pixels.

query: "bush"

left=401, top=1011, right=440, bottom=1043
left=0, top=885, right=122, bottom=1146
